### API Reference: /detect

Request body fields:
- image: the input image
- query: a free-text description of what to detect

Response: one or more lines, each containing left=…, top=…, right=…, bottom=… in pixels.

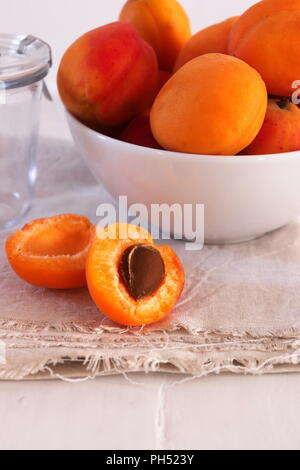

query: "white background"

left=3, top=0, right=256, bottom=84
left=2, top=0, right=300, bottom=451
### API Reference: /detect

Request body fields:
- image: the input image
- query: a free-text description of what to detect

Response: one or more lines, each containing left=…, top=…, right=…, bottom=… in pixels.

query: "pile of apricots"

left=58, top=0, right=300, bottom=156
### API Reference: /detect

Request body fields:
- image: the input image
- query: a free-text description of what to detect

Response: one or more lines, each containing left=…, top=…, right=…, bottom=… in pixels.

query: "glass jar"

left=0, top=34, right=51, bottom=229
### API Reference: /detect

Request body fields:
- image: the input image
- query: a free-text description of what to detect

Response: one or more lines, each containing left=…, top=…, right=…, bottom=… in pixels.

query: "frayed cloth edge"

left=1, top=318, right=300, bottom=341
left=1, top=350, right=300, bottom=381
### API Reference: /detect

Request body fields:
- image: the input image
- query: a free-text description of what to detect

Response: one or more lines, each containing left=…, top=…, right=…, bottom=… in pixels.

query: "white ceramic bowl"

left=67, top=111, right=300, bottom=244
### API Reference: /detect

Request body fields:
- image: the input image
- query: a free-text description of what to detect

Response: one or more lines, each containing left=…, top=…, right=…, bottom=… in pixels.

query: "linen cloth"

left=1, top=99, right=300, bottom=380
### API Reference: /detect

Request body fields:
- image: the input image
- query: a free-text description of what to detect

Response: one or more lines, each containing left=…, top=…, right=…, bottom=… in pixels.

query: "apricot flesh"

left=151, top=53, right=268, bottom=156
left=6, top=215, right=95, bottom=289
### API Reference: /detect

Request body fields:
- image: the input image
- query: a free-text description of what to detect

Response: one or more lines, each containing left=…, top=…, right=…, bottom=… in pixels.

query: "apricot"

left=57, top=22, right=158, bottom=127
left=119, top=0, right=191, bottom=72
left=155, top=70, right=172, bottom=96
left=86, top=224, right=184, bottom=326
left=150, top=53, right=268, bottom=156
left=119, top=114, right=163, bottom=149
left=175, top=16, right=239, bottom=72
left=119, top=71, right=171, bottom=147
left=6, top=215, right=95, bottom=289
left=79, top=120, right=125, bottom=139
left=241, top=98, right=300, bottom=155
left=229, top=0, right=300, bottom=96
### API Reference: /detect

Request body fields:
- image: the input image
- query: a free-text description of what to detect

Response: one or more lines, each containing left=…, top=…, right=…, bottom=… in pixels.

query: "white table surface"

left=1, top=98, right=300, bottom=451
left=1, top=372, right=300, bottom=450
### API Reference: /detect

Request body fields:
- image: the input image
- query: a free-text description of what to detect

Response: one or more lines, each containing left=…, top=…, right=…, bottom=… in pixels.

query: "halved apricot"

left=6, top=214, right=95, bottom=289
left=86, top=224, right=185, bottom=326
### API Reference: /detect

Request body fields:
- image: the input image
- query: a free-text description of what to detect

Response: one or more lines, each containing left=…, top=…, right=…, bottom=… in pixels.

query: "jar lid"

left=0, top=34, right=52, bottom=90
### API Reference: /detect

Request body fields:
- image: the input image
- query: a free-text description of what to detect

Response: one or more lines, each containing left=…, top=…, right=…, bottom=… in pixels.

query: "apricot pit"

left=120, top=244, right=166, bottom=300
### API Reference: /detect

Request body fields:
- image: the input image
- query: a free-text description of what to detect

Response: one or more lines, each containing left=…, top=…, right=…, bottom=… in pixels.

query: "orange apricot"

left=175, top=16, right=239, bottom=72
left=6, top=215, right=95, bottom=289
left=57, top=22, right=158, bottom=127
left=241, top=98, right=300, bottom=155
left=150, top=53, right=268, bottom=156
left=229, top=0, right=300, bottom=96
left=86, top=224, right=185, bottom=327
left=119, top=0, right=191, bottom=72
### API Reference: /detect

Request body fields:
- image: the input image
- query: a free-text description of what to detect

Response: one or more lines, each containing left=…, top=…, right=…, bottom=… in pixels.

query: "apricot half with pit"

left=86, top=224, right=185, bottom=326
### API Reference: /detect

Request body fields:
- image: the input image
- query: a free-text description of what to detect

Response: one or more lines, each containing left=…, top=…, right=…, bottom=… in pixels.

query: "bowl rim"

left=67, top=110, right=300, bottom=163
